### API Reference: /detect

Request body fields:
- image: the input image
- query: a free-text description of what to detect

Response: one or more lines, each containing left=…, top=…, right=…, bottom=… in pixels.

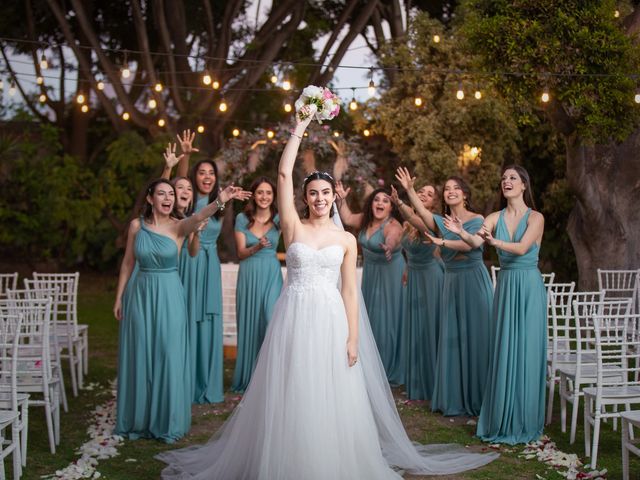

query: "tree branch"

left=623, top=4, right=640, bottom=39
left=214, top=0, right=244, bottom=69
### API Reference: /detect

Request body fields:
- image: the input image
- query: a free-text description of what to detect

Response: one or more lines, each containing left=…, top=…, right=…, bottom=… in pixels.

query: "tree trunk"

left=565, top=129, right=640, bottom=290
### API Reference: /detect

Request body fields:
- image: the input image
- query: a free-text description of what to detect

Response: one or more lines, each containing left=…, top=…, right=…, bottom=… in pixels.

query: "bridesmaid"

left=188, top=159, right=229, bottom=403
left=446, top=165, right=546, bottom=444
left=231, top=177, right=283, bottom=392
left=390, top=184, right=444, bottom=400
left=335, top=182, right=405, bottom=385
left=396, top=167, right=493, bottom=416
left=113, top=179, right=250, bottom=442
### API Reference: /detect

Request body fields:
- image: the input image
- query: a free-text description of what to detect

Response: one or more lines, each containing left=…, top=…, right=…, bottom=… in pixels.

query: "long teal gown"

left=402, top=233, right=445, bottom=400
left=477, top=209, right=547, bottom=444
left=190, top=195, right=224, bottom=403
left=359, top=219, right=406, bottom=385
left=116, top=220, right=191, bottom=443
left=231, top=213, right=283, bottom=392
left=430, top=215, right=494, bottom=416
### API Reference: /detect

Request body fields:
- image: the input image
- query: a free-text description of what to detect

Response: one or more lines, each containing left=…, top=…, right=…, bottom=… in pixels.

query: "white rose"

left=301, top=85, right=322, bottom=99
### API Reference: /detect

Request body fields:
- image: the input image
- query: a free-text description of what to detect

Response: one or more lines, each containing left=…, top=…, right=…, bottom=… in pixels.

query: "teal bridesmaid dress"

left=116, top=220, right=191, bottom=443
left=231, top=213, right=283, bottom=392
left=431, top=215, right=494, bottom=416
left=190, top=195, right=224, bottom=403
left=477, top=209, right=547, bottom=444
left=402, top=234, right=445, bottom=400
left=359, top=219, right=406, bottom=385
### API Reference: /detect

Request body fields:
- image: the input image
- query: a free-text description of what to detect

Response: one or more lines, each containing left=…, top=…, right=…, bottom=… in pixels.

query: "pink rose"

left=331, top=105, right=340, bottom=117
left=323, top=88, right=334, bottom=99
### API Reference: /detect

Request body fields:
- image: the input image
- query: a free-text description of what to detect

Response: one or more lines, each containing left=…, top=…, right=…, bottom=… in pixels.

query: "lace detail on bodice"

left=284, top=243, right=344, bottom=293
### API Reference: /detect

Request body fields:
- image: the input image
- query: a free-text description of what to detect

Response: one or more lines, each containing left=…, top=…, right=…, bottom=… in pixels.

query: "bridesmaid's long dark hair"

left=142, top=179, right=181, bottom=221
left=499, top=165, right=537, bottom=210
left=442, top=176, right=476, bottom=216
left=244, top=176, right=278, bottom=229
left=190, top=160, right=223, bottom=220
left=359, top=188, right=402, bottom=235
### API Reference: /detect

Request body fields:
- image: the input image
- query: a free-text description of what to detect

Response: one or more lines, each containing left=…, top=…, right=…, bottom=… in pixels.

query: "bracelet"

left=290, top=132, right=302, bottom=139
left=214, top=198, right=226, bottom=211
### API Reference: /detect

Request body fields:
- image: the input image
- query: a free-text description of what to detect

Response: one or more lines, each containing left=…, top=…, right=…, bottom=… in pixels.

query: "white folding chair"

left=598, top=268, right=640, bottom=313
left=490, top=266, right=499, bottom=290
left=557, top=291, right=606, bottom=444
left=17, top=283, right=68, bottom=413
left=0, top=276, right=18, bottom=300
left=584, top=301, right=638, bottom=469
left=621, top=410, right=640, bottom=480
left=546, top=282, right=576, bottom=424
left=542, top=273, right=555, bottom=288
left=32, top=273, right=86, bottom=396
left=2, top=295, right=60, bottom=454
left=0, top=314, right=24, bottom=480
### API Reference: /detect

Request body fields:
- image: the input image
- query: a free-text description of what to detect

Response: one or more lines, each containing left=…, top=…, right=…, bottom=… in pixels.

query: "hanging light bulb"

left=96, top=80, right=105, bottom=90
left=148, top=98, right=157, bottom=109
left=76, top=93, right=86, bottom=104
left=39, top=93, right=47, bottom=103
left=303, top=132, right=308, bottom=137
left=267, top=130, right=275, bottom=139
left=202, top=72, right=212, bottom=85
left=333, top=131, right=340, bottom=137
left=368, top=79, right=376, bottom=97
left=541, top=89, right=550, bottom=103
left=282, top=79, right=291, bottom=91
left=36, top=76, right=44, bottom=85
left=154, top=82, right=163, bottom=92
left=122, top=112, right=130, bottom=121
left=212, top=80, right=220, bottom=90
left=232, top=128, right=240, bottom=137
left=414, top=96, right=423, bottom=107
left=40, top=53, right=48, bottom=70
left=197, top=124, right=205, bottom=133
left=456, top=81, right=464, bottom=100
left=284, top=102, right=292, bottom=113
left=81, top=104, right=89, bottom=113
left=270, top=75, right=278, bottom=84
left=614, top=10, right=620, bottom=18
left=635, top=91, right=640, bottom=104
left=9, top=80, right=16, bottom=96
left=349, top=88, right=358, bottom=111
left=121, top=62, right=131, bottom=79
left=218, top=99, right=228, bottom=112
left=157, top=118, right=166, bottom=127
left=474, top=88, right=482, bottom=100
left=433, top=35, right=441, bottom=43
left=363, top=129, right=371, bottom=137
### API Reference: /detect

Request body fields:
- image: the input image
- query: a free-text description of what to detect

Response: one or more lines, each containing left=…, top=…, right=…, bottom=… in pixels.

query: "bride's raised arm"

left=277, top=106, right=314, bottom=246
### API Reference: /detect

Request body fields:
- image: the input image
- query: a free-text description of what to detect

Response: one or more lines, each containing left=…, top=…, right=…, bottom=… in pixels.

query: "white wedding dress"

left=158, top=241, right=498, bottom=479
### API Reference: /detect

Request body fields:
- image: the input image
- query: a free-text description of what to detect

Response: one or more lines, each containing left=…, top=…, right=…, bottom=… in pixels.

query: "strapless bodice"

left=284, top=243, right=344, bottom=293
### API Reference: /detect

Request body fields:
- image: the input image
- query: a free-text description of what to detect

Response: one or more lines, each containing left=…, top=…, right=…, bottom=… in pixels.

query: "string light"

left=333, top=131, right=340, bottom=137
left=38, top=93, right=47, bottom=103
left=212, top=80, right=220, bottom=90
left=157, top=118, right=166, bottom=127
left=36, top=76, right=44, bottom=85
left=218, top=99, right=228, bottom=112
left=40, top=53, right=48, bottom=70
left=197, top=124, right=205, bottom=133
left=433, top=35, right=441, bottom=43
left=541, top=88, right=550, bottom=103
left=303, top=132, right=308, bottom=137
left=349, top=88, right=358, bottom=111
left=363, top=129, right=371, bottom=137
left=456, top=81, right=464, bottom=100
left=634, top=90, right=640, bottom=104
left=283, top=102, right=292, bottom=113
left=96, top=80, right=105, bottom=90
left=148, top=98, right=157, bottom=109
left=121, top=62, right=131, bottom=79
left=267, top=130, right=275, bottom=139
left=9, top=81, right=16, bottom=96
left=81, top=104, right=89, bottom=113
left=282, top=79, right=291, bottom=91
left=232, top=128, right=240, bottom=137
left=202, top=72, right=212, bottom=85
left=270, top=75, right=278, bottom=84
left=76, top=93, right=86, bottom=104
left=414, top=96, right=423, bottom=107
left=154, top=82, right=163, bottom=92
left=122, top=112, right=130, bottom=121
left=474, top=88, right=482, bottom=100
left=368, top=68, right=376, bottom=96
left=614, top=10, right=620, bottom=18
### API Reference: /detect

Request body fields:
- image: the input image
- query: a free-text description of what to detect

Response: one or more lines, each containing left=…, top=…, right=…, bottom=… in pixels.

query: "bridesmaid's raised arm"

left=277, top=105, right=314, bottom=245
left=395, top=167, right=437, bottom=233
left=175, top=129, right=199, bottom=178
left=335, top=181, right=364, bottom=229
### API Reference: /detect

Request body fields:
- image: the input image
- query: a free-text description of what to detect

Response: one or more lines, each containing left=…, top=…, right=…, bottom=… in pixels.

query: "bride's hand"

left=347, top=338, right=358, bottom=367
left=295, top=104, right=316, bottom=132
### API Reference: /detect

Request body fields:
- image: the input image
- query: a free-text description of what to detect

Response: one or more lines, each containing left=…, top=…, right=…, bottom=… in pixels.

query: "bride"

left=157, top=105, right=498, bottom=479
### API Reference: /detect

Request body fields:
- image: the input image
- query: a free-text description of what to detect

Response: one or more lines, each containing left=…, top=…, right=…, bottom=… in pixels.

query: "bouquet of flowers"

left=295, top=85, right=341, bottom=123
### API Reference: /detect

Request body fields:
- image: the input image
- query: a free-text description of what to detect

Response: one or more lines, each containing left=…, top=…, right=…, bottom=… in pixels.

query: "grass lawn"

left=14, top=273, right=640, bottom=479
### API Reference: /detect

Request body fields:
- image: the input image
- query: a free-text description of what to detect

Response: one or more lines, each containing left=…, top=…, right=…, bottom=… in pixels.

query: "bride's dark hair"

left=302, top=171, right=336, bottom=218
